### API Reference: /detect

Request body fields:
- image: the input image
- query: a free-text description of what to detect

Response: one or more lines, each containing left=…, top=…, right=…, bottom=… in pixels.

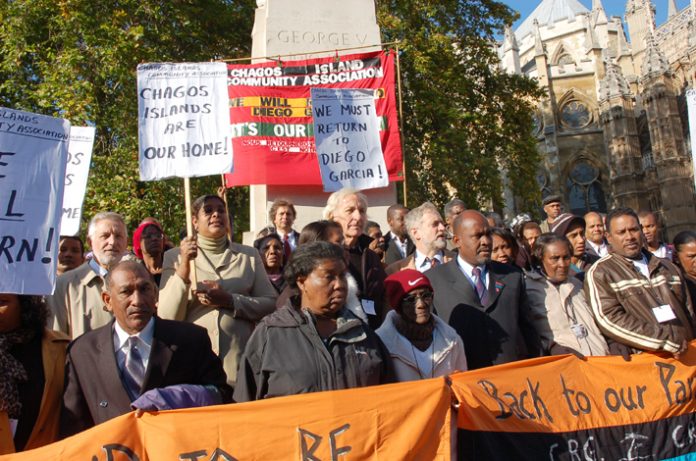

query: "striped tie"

left=124, top=336, right=145, bottom=400
left=472, top=267, right=489, bottom=305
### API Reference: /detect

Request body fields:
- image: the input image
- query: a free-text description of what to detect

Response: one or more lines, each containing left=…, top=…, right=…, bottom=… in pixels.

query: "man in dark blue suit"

left=427, top=211, right=542, bottom=369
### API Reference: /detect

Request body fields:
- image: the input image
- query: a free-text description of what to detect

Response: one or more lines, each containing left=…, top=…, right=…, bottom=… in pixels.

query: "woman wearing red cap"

left=132, top=221, right=165, bottom=285
left=377, top=269, right=467, bottom=381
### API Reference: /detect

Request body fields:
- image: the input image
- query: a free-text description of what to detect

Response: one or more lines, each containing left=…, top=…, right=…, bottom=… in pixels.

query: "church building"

left=499, top=0, right=696, bottom=237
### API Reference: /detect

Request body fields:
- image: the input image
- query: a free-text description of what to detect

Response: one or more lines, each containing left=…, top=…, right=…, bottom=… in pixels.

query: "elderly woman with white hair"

left=323, top=188, right=387, bottom=329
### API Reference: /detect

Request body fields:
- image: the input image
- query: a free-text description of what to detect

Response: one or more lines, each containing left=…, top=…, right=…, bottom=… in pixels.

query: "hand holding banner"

left=137, top=62, right=233, bottom=181
left=0, top=107, right=70, bottom=295
left=311, top=87, right=388, bottom=192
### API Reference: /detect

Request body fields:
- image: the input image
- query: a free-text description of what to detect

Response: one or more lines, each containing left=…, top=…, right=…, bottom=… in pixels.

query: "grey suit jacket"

left=426, top=260, right=543, bottom=369
left=60, top=317, right=231, bottom=437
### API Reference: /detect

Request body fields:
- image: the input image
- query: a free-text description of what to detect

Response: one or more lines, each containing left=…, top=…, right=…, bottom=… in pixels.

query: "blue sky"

left=500, top=0, right=692, bottom=30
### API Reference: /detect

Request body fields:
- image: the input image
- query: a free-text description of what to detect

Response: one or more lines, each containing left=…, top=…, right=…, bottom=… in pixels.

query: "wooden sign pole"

left=184, top=177, right=198, bottom=289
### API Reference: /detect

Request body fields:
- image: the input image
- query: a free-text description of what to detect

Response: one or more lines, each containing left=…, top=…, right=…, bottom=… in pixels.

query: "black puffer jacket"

left=233, top=306, right=393, bottom=402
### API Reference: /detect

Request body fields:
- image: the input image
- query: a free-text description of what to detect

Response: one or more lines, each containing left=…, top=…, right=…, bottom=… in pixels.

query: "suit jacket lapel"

left=96, top=322, right=132, bottom=406
left=485, top=266, right=505, bottom=310
left=143, top=318, right=173, bottom=391
left=444, top=261, right=480, bottom=307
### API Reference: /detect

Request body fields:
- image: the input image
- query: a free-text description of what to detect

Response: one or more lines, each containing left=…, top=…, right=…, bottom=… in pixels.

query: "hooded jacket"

left=233, top=306, right=392, bottom=402
left=526, top=270, right=608, bottom=356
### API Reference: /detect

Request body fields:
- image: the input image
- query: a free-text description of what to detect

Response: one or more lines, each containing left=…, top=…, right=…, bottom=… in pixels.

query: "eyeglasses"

left=402, top=291, right=434, bottom=305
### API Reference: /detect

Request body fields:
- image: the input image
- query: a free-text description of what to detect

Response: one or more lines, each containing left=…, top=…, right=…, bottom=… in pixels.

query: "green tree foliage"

left=1, top=0, right=542, bottom=247
left=377, top=0, right=543, bottom=212
left=0, top=0, right=255, bottom=243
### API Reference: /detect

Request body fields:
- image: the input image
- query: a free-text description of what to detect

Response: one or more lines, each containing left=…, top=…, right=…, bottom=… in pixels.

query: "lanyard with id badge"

left=653, top=304, right=677, bottom=323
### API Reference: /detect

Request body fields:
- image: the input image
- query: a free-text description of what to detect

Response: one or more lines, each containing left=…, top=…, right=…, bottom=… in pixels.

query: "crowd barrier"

left=4, top=344, right=696, bottom=460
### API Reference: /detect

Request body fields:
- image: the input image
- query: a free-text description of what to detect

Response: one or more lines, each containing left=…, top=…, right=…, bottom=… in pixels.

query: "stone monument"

left=243, top=0, right=398, bottom=243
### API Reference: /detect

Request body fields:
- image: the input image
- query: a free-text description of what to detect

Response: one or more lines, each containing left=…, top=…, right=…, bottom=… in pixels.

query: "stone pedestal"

left=243, top=0, right=397, bottom=244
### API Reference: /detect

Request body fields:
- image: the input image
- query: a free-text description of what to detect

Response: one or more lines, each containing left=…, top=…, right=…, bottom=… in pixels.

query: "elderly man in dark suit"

left=60, top=261, right=231, bottom=437
left=427, top=211, right=542, bottom=369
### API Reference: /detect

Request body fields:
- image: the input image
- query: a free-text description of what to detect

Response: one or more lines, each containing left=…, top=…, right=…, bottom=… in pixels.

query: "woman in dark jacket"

left=233, top=242, right=392, bottom=402
left=322, top=188, right=387, bottom=329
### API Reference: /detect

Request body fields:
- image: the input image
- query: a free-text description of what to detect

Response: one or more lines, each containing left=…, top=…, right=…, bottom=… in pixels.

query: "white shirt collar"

left=630, top=254, right=650, bottom=278
left=415, top=249, right=443, bottom=272
left=88, top=257, right=109, bottom=277
left=456, top=255, right=488, bottom=289
left=113, top=317, right=155, bottom=353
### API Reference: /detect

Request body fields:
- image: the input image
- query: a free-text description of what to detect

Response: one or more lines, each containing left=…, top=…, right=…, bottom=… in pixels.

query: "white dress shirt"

left=277, top=229, right=298, bottom=251
left=389, top=232, right=409, bottom=258
left=456, top=256, right=489, bottom=291
left=113, top=317, right=155, bottom=373
left=415, top=250, right=444, bottom=273
left=587, top=239, right=609, bottom=257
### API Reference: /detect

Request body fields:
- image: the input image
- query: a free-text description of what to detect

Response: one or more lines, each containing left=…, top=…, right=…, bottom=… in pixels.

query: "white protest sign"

left=0, top=107, right=70, bottom=295
left=60, top=126, right=95, bottom=236
left=310, top=88, right=388, bottom=192
left=688, top=88, right=696, bottom=192
left=137, top=62, right=233, bottom=181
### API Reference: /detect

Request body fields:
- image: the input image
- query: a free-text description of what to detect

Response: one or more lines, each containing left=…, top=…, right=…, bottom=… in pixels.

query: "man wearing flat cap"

left=540, top=195, right=562, bottom=233
left=551, top=213, right=600, bottom=281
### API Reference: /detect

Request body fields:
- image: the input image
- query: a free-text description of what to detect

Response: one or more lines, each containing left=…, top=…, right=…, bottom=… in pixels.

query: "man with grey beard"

left=386, top=202, right=452, bottom=274
left=48, top=212, right=131, bottom=338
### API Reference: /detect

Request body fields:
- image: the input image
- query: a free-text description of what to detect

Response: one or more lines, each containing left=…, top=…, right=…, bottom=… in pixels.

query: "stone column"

left=244, top=0, right=397, bottom=243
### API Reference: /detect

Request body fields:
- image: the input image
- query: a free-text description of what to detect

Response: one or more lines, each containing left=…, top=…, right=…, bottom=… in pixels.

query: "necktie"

left=283, top=234, right=292, bottom=263
left=124, top=336, right=145, bottom=400
left=472, top=267, right=489, bottom=305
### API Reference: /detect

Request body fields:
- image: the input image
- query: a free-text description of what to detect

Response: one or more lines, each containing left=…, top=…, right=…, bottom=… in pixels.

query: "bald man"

left=584, top=211, right=609, bottom=258
left=426, top=211, right=542, bottom=369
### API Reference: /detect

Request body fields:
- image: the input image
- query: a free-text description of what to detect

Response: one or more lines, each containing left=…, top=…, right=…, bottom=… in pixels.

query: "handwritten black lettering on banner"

left=61, top=126, right=95, bottom=236
left=310, top=87, right=388, bottom=192
left=0, top=106, right=70, bottom=295
left=137, top=62, right=233, bottom=181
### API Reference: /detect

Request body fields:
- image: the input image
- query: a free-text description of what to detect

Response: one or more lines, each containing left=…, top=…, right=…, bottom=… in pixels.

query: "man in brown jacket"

left=585, top=208, right=695, bottom=358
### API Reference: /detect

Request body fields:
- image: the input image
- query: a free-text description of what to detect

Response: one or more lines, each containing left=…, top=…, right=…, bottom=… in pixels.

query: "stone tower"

left=640, top=34, right=696, bottom=237
left=599, top=57, right=647, bottom=212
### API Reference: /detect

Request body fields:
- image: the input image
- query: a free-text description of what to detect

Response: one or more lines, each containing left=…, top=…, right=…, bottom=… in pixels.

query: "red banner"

left=225, top=50, right=403, bottom=186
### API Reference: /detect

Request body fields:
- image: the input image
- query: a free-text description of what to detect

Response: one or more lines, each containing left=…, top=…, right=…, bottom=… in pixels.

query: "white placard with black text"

left=0, top=107, right=70, bottom=295
left=60, top=126, right=95, bottom=236
left=311, top=87, right=388, bottom=192
left=137, top=62, right=233, bottom=180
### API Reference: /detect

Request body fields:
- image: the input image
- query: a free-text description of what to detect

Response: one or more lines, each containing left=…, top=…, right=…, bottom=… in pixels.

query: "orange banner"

left=451, top=347, right=696, bottom=433
left=5, top=347, right=696, bottom=460
left=2, top=378, right=451, bottom=461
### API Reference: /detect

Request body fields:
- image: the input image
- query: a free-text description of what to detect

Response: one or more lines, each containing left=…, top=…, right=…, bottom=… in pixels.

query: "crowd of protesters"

left=2, top=188, right=695, bottom=453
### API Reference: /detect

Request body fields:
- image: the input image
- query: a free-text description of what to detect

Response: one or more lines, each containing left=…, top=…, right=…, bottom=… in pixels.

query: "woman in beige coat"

left=526, top=233, right=609, bottom=358
left=159, top=195, right=277, bottom=387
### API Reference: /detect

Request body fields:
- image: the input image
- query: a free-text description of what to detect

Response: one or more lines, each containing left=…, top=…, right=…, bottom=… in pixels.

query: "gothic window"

left=566, top=160, right=607, bottom=215
left=557, top=54, right=575, bottom=66
left=531, top=111, right=543, bottom=137
left=560, top=101, right=592, bottom=129
left=536, top=170, right=551, bottom=198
